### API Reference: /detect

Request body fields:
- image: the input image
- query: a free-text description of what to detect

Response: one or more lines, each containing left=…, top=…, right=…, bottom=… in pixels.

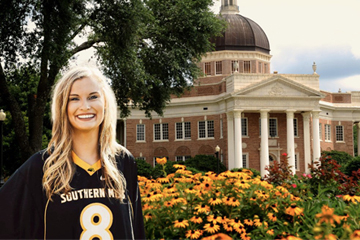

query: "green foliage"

left=0, top=0, right=225, bottom=172
left=152, top=160, right=179, bottom=179
left=184, top=154, right=227, bottom=173
left=344, top=157, right=360, bottom=176
left=135, top=158, right=153, bottom=179
left=321, top=150, right=352, bottom=172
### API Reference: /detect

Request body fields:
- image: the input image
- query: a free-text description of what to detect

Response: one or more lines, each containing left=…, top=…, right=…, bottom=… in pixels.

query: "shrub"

left=344, top=157, right=360, bottom=176
left=135, top=158, right=152, bottom=179
left=264, top=153, right=293, bottom=187
left=184, top=154, right=227, bottom=173
left=322, top=150, right=352, bottom=172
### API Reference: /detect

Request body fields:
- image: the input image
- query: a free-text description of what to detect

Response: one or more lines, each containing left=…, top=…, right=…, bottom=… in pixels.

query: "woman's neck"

left=71, top=130, right=100, bottom=165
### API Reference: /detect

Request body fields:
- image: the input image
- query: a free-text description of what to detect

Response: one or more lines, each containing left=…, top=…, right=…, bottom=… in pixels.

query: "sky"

left=210, top=0, right=360, bottom=93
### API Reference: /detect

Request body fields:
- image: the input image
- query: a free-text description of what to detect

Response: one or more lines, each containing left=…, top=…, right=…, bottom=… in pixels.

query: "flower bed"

left=139, top=161, right=360, bottom=239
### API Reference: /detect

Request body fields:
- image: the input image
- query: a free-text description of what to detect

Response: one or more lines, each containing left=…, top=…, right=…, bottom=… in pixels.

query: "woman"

left=0, top=66, right=145, bottom=239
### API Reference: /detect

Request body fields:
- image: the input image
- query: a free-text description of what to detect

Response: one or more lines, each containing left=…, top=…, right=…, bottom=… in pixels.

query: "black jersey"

left=0, top=150, right=145, bottom=239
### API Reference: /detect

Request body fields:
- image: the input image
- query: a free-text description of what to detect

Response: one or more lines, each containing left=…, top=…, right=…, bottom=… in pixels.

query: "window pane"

left=199, top=121, right=206, bottom=138
left=293, top=119, right=298, bottom=137
left=154, top=124, right=161, bottom=140
left=205, top=62, right=211, bottom=75
left=207, top=120, right=214, bottom=138
left=244, top=61, right=251, bottom=73
left=269, top=119, right=277, bottom=137
left=336, top=125, right=344, bottom=141
left=136, top=124, right=145, bottom=141
left=216, top=61, right=222, bottom=75
left=241, top=118, right=247, bottom=136
left=176, top=122, right=183, bottom=139
left=242, top=154, right=247, bottom=168
left=162, top=123, right=169, bottom=140
left=184, top=122, right=191, bottom=139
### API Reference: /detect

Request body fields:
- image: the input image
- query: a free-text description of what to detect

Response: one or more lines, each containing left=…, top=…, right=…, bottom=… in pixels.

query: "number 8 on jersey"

left=80, top=203, right=114, bottom=240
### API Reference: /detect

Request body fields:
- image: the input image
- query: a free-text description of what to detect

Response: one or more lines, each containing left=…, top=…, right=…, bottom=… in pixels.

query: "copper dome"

left=213, top=14, right=270, bottom=54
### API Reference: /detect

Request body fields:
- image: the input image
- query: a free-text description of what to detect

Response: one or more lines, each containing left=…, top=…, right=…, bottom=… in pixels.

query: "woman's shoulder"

left=17, top=149, right=49, bottom=176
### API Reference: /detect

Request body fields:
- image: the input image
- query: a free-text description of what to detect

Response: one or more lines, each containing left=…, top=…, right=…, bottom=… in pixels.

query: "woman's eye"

left=69, top=97, right=79, bottom=101
left=89, top=95, right=98, bottom=100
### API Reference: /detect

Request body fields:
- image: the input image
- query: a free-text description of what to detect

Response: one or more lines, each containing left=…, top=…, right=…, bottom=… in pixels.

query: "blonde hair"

left=43, top=66, right=127, bottom=201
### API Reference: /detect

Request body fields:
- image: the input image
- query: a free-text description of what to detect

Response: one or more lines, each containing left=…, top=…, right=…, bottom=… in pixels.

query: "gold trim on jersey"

left=72, top=151, right=101, bottom=176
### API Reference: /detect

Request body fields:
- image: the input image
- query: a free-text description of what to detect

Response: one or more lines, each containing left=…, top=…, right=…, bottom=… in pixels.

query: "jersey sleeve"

left=119, top=153, right=146, bottom=239
left=0, top=151, right=45, bottom=239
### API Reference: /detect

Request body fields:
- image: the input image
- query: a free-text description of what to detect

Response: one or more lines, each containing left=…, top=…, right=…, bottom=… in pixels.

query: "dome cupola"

left=213, top=0, right=270, bottom=54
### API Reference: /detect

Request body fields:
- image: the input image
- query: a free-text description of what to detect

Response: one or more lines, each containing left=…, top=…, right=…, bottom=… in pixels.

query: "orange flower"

left=185, top=230, right=203, bottom=239
left=174, top=218, right=189, bottom=228
left=202, top=233, right=232, bottom=240
left=194, top=204, right=211, bottom=213
left=243, top=219, right=253, bottom=226
left=156, top=157, right=167, bottom=165
left=267, top=212, right=277, bottom=222
left=203, top=223, right=221, bottom=234
left=315, top=205, right=342, bottom=225
left=350, top=230, right=360, bottom=240
left=236, top=180, right=251, bottom=189
left=285, top=203, right=303, bottom=216
left=207, top=215, right=223, bottom=224
left=343, top=194, right=360, bottom=204
left=267, top=229, right=275, bottom=235
left=173, top=164, right=186, bottom=169
left=208, top=197, right=222, bottom=206
left=202, top=181, right=213, bottom=191
left=144, top=213, right=152, bottom=221
left=190, top=216, right=203, bottom=224
left=157, top=177, right=169, bottom=183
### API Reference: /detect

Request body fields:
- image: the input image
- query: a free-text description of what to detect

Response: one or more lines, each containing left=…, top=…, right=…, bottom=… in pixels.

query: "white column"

left=312, top=111, right=321, bottom=163
left=357, top=123, right=360, bottom=156
left=234, top=110, right=243, bottom=169
left=260, top=110, right=270, bottom=177
left=227, top=112, right=235, bottom=170
left=302, top=112, right=311, bottom=173
left=286, top=110, right=296, bottom=174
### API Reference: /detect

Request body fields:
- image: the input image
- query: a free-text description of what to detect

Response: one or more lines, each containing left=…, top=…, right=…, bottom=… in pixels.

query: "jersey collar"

left=71, top=151, right=101, bottom=176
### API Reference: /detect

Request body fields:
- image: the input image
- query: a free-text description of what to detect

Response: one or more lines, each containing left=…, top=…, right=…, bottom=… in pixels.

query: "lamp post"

left=215, top=145, right=220, bottom=174
left=0, top=109, right=6, bottom=186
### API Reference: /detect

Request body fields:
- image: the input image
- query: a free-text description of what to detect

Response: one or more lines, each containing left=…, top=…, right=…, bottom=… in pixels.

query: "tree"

left=0, top=0, right=225, bottom=167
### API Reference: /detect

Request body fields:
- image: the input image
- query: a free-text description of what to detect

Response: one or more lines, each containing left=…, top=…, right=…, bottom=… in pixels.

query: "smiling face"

left=67, top=76, right=105, bottom=135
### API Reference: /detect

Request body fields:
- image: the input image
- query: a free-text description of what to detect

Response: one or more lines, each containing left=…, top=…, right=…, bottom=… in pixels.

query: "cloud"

left=320, top=75, right=360, bottom=93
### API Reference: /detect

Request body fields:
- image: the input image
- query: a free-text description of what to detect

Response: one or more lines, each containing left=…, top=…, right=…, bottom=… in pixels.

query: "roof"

left=212, top=14, right=270, bottom=54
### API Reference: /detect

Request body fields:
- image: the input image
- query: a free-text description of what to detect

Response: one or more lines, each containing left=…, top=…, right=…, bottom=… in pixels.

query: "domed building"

left=121, top=1, right=360, bottom=176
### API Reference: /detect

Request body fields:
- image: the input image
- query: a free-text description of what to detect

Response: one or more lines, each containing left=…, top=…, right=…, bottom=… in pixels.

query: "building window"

left=269, top=118, right=277, bottom=137
left=319, top=123, right=322, bottom=140
left=136, top=157, right=146, bottom=161
left=325, top=124, right=331, bottom=141
left=231, top=60, right=239, bottom=73
left=176, top=122, right=191, bottom=140
left=295, top=153, right=299, bottom=171
left=258, top=62, right=262, bottom=73
left=241, top=118, right=248, bottom=136
left=154, top=123, right=169, bottom=141
left=264, top=63, right=268, bottom=73
left=259, top=118, right=278, bottom=137
left=198, top=120, right=214, bottom=139
left=244, top=61, right=251, bottom=73
left=216, top=61, right=222, bottom=75
left=220, top=119, right=223, bottom=139
left=136, top=124, right=145, bottom=142
left=294, top=118, right=298, bottom=137
left=242, top=153, right=248, bottom=168
left=336, top=125, right=344, bottom=142
left=204, top=62, right=211, bottom=75
left=176, top=156, right=191, bottom=162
